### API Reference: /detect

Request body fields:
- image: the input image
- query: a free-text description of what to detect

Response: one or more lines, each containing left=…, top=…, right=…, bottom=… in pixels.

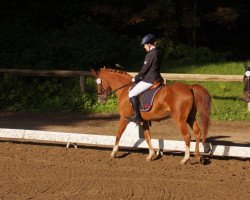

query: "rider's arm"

left=136, top=53, right=155, bottom=80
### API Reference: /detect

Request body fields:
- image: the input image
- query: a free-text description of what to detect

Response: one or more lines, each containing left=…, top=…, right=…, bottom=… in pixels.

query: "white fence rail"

left=0, top=69, right=244, bottom=92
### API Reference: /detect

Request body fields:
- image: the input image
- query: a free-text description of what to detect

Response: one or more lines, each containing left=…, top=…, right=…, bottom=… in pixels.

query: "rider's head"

left=141, top=34, right=156, bottom=52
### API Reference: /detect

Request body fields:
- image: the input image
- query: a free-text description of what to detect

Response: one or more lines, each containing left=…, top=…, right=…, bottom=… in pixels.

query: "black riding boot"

left=127, top=96, right=142, bottom=124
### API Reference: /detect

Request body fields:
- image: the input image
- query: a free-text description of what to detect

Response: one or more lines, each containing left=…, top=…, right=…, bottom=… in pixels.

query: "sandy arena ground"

left=0, top=112, right=249, bottom=199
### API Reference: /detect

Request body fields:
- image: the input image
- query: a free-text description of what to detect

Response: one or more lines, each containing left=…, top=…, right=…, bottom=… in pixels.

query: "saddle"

left=139, top=79, right=165, bottom=112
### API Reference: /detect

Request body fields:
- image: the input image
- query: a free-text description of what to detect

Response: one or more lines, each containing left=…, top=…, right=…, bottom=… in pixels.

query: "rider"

left=126, top=34, right=163, bottom=123
left=243, top=62, right=250, bottom=102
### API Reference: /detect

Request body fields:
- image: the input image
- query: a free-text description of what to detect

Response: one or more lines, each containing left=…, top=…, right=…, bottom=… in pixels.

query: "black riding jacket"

left=135, top=48, right=162, bottom=84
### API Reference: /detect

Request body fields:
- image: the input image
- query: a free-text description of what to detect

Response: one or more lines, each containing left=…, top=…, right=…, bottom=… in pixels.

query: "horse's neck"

left=104, top=72, right=131, bottom=93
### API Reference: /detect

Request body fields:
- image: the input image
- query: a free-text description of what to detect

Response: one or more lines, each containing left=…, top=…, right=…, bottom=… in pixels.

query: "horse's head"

left=91, top=68, right=111, bottom=104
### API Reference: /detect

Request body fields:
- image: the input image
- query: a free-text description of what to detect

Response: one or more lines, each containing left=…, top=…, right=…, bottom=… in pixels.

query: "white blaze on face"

left=96, top=78, right=102, bottom=84
left=245, top=71, right=250, bottom=77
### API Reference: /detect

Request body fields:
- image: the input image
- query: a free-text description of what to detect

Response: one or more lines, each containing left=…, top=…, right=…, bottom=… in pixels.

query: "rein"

left=110, top=82, right=132, bottom=95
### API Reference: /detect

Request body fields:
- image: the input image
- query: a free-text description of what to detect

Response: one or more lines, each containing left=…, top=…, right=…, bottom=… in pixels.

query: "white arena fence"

left=0, top=123, right=249, bottom=158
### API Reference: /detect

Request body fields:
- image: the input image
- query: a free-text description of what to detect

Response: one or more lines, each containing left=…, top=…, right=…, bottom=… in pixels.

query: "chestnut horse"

left=91, top=67, right=211, bottom=164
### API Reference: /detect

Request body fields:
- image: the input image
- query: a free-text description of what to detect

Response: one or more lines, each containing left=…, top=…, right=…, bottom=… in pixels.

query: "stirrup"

left=125, top=115, right=142, bottom=124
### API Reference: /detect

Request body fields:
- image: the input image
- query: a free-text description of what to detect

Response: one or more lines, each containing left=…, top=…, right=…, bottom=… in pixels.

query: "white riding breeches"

left=128, top=81, right=153, bottom=98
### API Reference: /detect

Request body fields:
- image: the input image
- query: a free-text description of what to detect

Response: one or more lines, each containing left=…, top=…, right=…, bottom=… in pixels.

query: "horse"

left=91, top=67, right=211, bottom=164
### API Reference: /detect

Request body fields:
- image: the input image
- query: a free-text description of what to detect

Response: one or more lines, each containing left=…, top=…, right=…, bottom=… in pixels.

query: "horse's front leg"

left=142, top=121, right=156, bottom=161
left=110, top=117, right=128, bottom=159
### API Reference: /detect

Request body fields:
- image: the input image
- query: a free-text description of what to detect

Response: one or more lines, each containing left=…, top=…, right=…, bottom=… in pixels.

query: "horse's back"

left=158, top=82, right=193, bottom=100
left=165, top=82, right=192, bottom=91
left=160, top=82, right=194, bottom=110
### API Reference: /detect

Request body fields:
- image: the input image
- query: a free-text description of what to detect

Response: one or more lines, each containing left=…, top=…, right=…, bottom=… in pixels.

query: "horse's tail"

left=191, top=84, right=212, bottom=144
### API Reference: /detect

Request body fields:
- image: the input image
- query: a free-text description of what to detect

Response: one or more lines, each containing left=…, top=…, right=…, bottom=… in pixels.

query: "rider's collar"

left=149, top=46, right=156, bottom=52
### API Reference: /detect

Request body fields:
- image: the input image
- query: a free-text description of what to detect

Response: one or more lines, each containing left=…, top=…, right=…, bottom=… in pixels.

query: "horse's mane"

left=100, top=67, right=131, bottom=77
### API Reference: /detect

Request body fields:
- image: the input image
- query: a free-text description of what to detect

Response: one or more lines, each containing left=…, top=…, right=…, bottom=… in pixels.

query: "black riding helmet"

left=141, top=34, right=156, bottom=45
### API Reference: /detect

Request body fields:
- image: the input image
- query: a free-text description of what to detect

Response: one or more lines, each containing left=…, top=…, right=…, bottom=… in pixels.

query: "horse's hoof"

left=156, top=150, right=163, bottom=157
left=180, top=160, right=186, bottom=164
left=146, top=156, right=153, bottom=161
left=194, top=154, right=204, bottom=164
left=203, top=143, right=212, bottom=154
left=180, top=158, right=189, bottom=164
left=147, top=153, right=158, bottom=161
left=199, top=156, right=204, bottom=164
left=110, top=154, right=116, bottom=160
left=146, top=154, right=155, bottom=161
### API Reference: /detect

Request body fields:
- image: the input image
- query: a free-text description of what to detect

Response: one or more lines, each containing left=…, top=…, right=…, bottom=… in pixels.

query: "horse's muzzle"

left=98, top=94, right=108, bottom=104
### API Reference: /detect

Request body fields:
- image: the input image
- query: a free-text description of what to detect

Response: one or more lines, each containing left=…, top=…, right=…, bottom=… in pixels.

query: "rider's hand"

left=134, top=75, right=141, bottom=82
left=132, top=77, right=135, bottom=82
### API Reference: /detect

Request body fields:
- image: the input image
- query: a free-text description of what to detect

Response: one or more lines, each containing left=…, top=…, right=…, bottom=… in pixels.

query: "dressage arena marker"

left=0, top=122, right=249, bottom=158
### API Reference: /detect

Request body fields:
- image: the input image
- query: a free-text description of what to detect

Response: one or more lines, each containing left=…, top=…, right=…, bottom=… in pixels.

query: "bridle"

left=96, top=78, right=110, bottom=95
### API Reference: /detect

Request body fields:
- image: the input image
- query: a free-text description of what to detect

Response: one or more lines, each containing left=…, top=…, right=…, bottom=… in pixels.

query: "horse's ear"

left=90, top=69, right=97, bottom=76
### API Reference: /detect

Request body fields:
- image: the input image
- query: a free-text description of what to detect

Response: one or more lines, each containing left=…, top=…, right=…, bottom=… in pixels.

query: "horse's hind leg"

left=187, top=115, right=203, bottom=163
left=181, top=123, right=191, bottom=164
left=110, top=117, right=128, bottom=159
left=142, top=121, right=156, bottom=161
left=175, top=119, right=191, bottom=164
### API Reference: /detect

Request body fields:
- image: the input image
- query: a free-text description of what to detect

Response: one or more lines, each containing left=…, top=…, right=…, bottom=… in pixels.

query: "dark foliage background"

left=1, top=0, right=250, bottom=70
left=0, top=0, right=250, bottom=119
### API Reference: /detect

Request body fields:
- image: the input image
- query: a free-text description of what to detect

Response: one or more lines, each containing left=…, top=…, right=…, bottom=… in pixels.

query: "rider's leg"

left=127, top=81, right=153, bottom=123
left=127, top=96, right=141, bottom=123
